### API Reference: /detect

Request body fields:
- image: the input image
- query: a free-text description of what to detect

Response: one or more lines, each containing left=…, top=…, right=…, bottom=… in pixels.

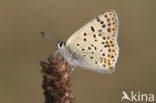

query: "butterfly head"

left=57, top=41, right=74, bottom=65
left=57, top=41, right=66, bottom=49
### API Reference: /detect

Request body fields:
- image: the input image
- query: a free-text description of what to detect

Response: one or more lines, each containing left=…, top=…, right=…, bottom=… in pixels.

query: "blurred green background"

left=0, top=0, right=156, bottom=103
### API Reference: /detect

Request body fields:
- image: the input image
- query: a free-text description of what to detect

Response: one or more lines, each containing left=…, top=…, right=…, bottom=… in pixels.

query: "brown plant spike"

left=40, top=55, right=74, bottom=103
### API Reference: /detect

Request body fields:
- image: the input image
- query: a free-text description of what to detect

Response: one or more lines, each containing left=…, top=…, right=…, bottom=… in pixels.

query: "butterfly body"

left=58, top=10, right=119, bottom=73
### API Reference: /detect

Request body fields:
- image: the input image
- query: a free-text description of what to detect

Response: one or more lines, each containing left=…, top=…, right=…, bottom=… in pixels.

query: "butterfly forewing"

left=65, top=10, right=119, bottom=73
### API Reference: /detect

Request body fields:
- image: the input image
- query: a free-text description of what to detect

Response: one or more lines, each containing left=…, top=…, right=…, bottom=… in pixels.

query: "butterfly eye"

left=60, top=42, right=64, bottom=47
left=58, top=41, right=65, bottom=47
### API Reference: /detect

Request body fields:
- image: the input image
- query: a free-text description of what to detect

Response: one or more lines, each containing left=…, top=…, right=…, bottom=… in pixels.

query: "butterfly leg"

left=57, top=50, right=66, bottom=64
left=62, top=50, right=66, bottom=64
left=53, top=49, right=59, bottom=56
left=69, top=66, right=76, bottom=76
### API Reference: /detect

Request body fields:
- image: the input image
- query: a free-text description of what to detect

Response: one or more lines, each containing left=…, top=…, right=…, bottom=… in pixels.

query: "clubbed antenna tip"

left=40, top=55, right=75, bottom=103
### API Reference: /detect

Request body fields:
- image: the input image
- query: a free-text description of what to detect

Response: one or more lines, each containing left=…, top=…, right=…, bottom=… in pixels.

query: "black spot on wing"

left=91, top=52, right=94, bottom=54
left=98, top=30, right=102, bottom=32
left=93, top=34, right=96, bottom=38
left=94, top=47, right=97, bottom=50
left=88, top=47, right=91, bottom=50
left=96, top=17, right=100, bottom=22
left=111, top=55, right=114, bottom=58
left=102, top=53, right=105, bottom=56
left=91, top=26, right=95, bottom=32
left=98, top=33, right=101, bottom=36
left=84, top=33, right=87, bottom=36
left=100, top=21, right=104, bottom=24
left=102, top=25, right=105, bottom=28
left=103, top=37, right=106, bottom=40
left=84, top=38, right=87, bottom=41
left=90, top=56, right=93, bottom=59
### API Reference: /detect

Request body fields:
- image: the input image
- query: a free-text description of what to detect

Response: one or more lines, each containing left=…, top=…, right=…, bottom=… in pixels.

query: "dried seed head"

left=40, top=55, right=74, bottom=103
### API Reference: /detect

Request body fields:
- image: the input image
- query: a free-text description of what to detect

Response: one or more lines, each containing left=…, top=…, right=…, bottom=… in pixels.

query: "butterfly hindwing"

left=66, top=32, right=118, bottom=73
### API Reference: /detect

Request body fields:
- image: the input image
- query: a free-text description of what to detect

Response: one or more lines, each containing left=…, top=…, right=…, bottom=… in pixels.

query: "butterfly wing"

left=67, top=10, right=119, bottom=43
left=65, top=10, right=119, bottom=73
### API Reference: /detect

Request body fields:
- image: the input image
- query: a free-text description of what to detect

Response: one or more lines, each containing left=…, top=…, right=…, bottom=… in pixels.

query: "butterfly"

left=57, top=10, right=119, bottom=73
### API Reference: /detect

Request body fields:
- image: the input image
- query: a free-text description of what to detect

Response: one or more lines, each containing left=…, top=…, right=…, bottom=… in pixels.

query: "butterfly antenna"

left=40, top=32, right=61, bottom=41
